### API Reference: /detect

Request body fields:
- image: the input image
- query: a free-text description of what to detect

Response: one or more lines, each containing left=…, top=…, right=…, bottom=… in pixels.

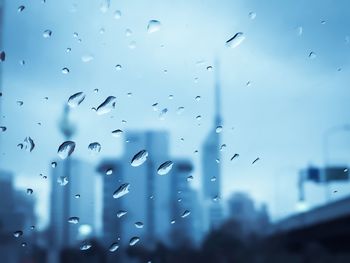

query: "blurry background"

left=1, top=0, right=350, bottom=262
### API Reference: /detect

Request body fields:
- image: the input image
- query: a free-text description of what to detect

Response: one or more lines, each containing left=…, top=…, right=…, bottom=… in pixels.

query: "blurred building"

left=49, top=159, right=98, bottom=249
left=98, top=131, right=198, bottom=254
left=227, top=192, right=270, bottom=237
left=202, top=61, right=223, bottom=230
left=0, top=170, right=36, bottom=263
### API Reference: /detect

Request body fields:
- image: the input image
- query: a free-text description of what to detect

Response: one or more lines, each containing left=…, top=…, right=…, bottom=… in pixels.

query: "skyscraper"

left=202, top=61, right=223, bottom=229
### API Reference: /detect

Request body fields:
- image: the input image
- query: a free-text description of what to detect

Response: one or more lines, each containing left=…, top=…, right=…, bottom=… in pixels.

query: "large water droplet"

left=106, top=168, right=113, bottom=175
left=13, top=230, right=23, bottom=238
left=88, top=142, right=101, bottom=154
left=43, top=30, right=52, bottom=38
left=147, top=20, right=161, bottom=33
left=23, top=137, right=35, bottom=152
left=112, top=129, right=123, bottom=137
left=181, top=210, right=191, bottom=218
left=113, top=183, right=130, bottom=199
left=129, top=237, right=140, bottom=246
left=57, top=141, right=76, bottom=159
left=18, top=5, right=25, bottom=13
left=0, top=126, right=7, bottom=132
left=109, top=242, right=120, bottom=252
left=117, top=210, right=127, bottom=218
left=26, top=188, right=33, bottom=195
left=157, top=161, right=173, bottom=175
left=135, top=222, right=144, bottom=228
left=226, top=32, right=245, bottom=48
left=131, top=150, right=148, bottom=167
left=68, top=216, right=79, bottom=224
left=67, top=92, right=85, bottom=108
left=96, top=96, right=116, bottom=115
left=215, top=126, right=223, bottom=133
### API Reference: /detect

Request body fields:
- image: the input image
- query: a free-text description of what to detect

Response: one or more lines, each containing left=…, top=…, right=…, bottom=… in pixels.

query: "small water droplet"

left=230, top=153, right=239, bottom=161
left=68, top=216, right=79, bottom=224
left=135, top=222, right=144, bottom=228
left=113, top=183, right=130, bottom=199
left=187, top=175, right=194, bottom=182
left=147, top=20, right=161, bottom=33
left=17, top=100, right=24, bottom=106
left=211, top=176, right=217, bottom=182
left=152, top=103, right=159, bottom=111
left=131, top=150, right=149, bottom=167
left=43, top=30, right=52, bottom=38
left=106, top=168, right=113, bottom=175
left=19, top=60, right=25, bottom=66
left=249, top=11, right=256, bottom=20
left=20, top=137, right=35, bottom=152
left=220, top=144, right=226, bottom=151
left=309, top=51, right=316, bottom=59
left=57, top=176, right=69, bottom=186
left=129, top=237, right=140, bottom=246
left=116, top=210, right=127, bottom=218
left=88, top=142, right=101, bottom=154
left=159, top=108, right=168, bottom=120
left=115, top=64, right=122, bottom=70
left=67, top=92, right=85, bottom=108
left=181, top=210, right=190, bottom=218
left=226, top=32, right=245, bottom=48
left=109, top=242, right=120, bottom=252
left=66, top=48, right=72, bottom=53
left=296, top=26, right=303, bottom=36
left=157, top=161, right=173, bottom=175
left=321, top=20, right=326, bottom=25
left=96, top=96, right=117, bottom=115
left=112, top=129, right=123, bottom=137
left=0, top=51, right=5, bottom=62
left=215, top=126, right=223, bottom=133
left=252, top=157, right=260, bottom=164
left=51, top=162, right=57, bottom=168
left=170, top=220, right=176, bottom=224
left=80, top=242, right=92, bottom=250
left=81, top=54, right=94, bottom=63
left=18, top=5, right=25, bottom=13
left=26, top=188, right=33, bottom=195
left=195, top=96, right=201, bottom=101
left=21, top=242, right=27, bottom=247
left=206, top=66, right=213, bottom=71
left=30, top=226, right=35, bottom=230
left=196, top=115, right=202, bottom=121
left=13, top=230, right=23, bottom=238
left=57, top=141, right=76, bottom=159
left=62, top=67, right=70, bottom=74
left=128, top=41, right=136, bottom=49
left=114, top=10, right=122, bottom=19
left=176, top=106, right=185, bottom=115
left=125, top=28, right=132, bottom=36
left=93, top=88, right=99, bottom=93
left=75, top=194, right=80, bottom=198
left=100, top=0, right=110, bottom=13
left=0, top=126, right=7, bottom=132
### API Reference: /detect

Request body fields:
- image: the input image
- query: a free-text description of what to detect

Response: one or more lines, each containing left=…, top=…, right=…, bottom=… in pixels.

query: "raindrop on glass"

left=81, top=54, right=94, bottom=63
left=176, top=106, right=185, bottom=115
left=249, top=11, right=256, bottom=20
left=113, top=183, right=130, bottom=199
left=196, top=115, right=202, bottom=121
left=309, top=52, right=316, bottom=59
left=13, top=230, right=23, bottom=238
left=18, top=5, right=25, bottom=13
left=226, top=32, right=245, bottom=48
left=17, top=101, right=24, bottom=106
left=0, top=126, right=6, bottom=132
left=96, top=96, right=117, bottom=115
left=80, top=243, right=92, bottom=250
left=68, top=216, right=79, bottom=224
left=57, top=141, right=76, bottom=159
left=125, top=28, right=132, bottom=37
left=147, top=20, right=161, bottom=33
left=75, top=194, right=80, bottom=199
left=215, top=126, right=223, bottom=133
left=57, top=176, right=69, bottom=186
left=0, top=51, right=5, bottom=62
left=109, top=242, right=120, bottom=252
left=51, top=162, right=57, bottom=168
left=88, top=142, right=101, bottom=154
left=230, top=153, right=239, bottom=161
left=157, top=161, right=173, bottom=175
left=67, top=92, right=85, bottom=108
left=135, top=222, right=144, bottom=228
left=252, top=157, right=260, bottom=164
left=62, top=67, right=70, bottom=74
left=117, top=210, right=127, bottom=218
left=195, top=96, right=201, bottom=101
left=114, top=10, right=121, bottom=19
left=26, top=188, right=33, bottom=195
left=112, top=129, right=123, bottom=137
left=159, top=108, right=168, bottom=120
left=181, top=210, right=190, bottom=218
left=43, top=30, right=52, bottom=38
left=22, top=137, right=35, bottom=152
left=187, top=175, right=194, bottom=182
left=129, top=237, right=140, bottom=246
left=131, top=150, right=149, bottom=167
left=115, top=64, right=122, bottom=70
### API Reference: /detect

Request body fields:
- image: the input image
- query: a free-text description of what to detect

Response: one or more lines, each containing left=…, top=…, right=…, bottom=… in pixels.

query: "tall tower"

left=202, top=60, right=223, bottom=229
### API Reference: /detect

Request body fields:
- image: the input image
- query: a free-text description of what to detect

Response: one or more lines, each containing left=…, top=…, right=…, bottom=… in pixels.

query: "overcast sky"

left=1, top=0, right=350, bottom=228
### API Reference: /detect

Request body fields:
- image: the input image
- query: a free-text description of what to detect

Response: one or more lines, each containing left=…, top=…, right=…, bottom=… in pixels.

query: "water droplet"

left=131, top=150, right=149, bottom=167
left=100, top=0, right=110, bottom=13
left=196, top=115, right=202, bottom=121
left=296, top=26, right=303, bottom=36
left=249, top=11, right=256, bottom=20
left=18, top=5, right=25, bottom=13
left=0, top=51, right=5, bottom=62
left=19, top=60, right=25, bottom=66
left=159, top=108, right=168, bottom=120
left=230, top=153, right=239, bottom=161
left=75, top=194, right=80, bottom=198
left=215, top=126, right=223, bottom=133
left=206, top=66, right=213, bottom=71
left=115, top=64, right=122, bottom=70
left=112, top=129, right=123, bottom=137
left=187, top=175, right=194, bottom=182
left=57, top=141, right=76, bottom=159
left=309, top=52, right=316, bottom=59
left=170, top=220, right=176, bottom=224
left=109, top=242, right=120, bottom=252
left=96, top=96, right=117, bottom=115
left=125, top=28, right=132, bottom=37
left=21, top=137, right=35, bottom=152
left=129, top=237, right=140, bottom=246
left=66, top=48, right=71, bottom=53
left=195, top=96, right=201, bottom=101
left=135, top=222, right=144, bottom=228
left=106, top=168, right=113, bottom=175
left=226, top=32, right=245, bottom=48
left=128, top=41, right=136, bottom=49
left=147, top=20, right=161, bottom=33
left=26, top=188, right=33, bottom=195
left=88, top=142, right=101, bottom=154
left=17, top=100, right=24, bottom=106
left=93, top=88, right=99, bottom=93
left=81, top=54, right=94, bottom=63
left=51, top=162, right=57, bottom=168
left=113, top=183, right=130, bottom=199
left=176, top=106, right=185, bottom=114
left=17, top=143, right=24, bottom=149
left=67, top=92, right=85, bottom=108
left=62, top=67, right=70, bottom=74
left=116, top=210, right=127, bottom=218
left=181, top=210, right=190, bottom=218
left=0, top=126, right=7, bottom=132
left=57, top=176, right=69, bottom=186
left=252, top=157, right=260, bottom=164
left=157, top=161, right=173, bottom=175
left=30, top=226, right=35, bottom=230
left=13, top=230, right=23, bottom=238
left=220, top=144, right=226, bottom=151
left=68, top=216, right=79, bottom=224
left=21, top=242, right=27, bottom=247
left=321, top=20, right=326, bottom=25
left=43, top=30, right=52, bottom=38
left=152, top=103, right=159, bottom=111
left=114, top=10, right=121, bottom=19
left=80, top=243, right=92, bottom=250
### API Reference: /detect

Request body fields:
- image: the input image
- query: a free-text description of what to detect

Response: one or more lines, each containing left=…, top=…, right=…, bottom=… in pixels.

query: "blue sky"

left=1, top=0, right=350, bottom=228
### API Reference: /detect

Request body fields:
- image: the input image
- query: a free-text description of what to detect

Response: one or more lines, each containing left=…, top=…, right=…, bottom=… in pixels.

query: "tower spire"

left=214, top=59, right=222, bottom=127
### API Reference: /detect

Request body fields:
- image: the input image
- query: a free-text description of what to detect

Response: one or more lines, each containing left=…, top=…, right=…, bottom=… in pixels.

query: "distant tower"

left=202, top=60, right=223, bottom=229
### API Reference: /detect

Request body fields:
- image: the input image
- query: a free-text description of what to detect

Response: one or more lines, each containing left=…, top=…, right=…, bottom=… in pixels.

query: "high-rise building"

left=202, top=61, right=223, bottom=229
